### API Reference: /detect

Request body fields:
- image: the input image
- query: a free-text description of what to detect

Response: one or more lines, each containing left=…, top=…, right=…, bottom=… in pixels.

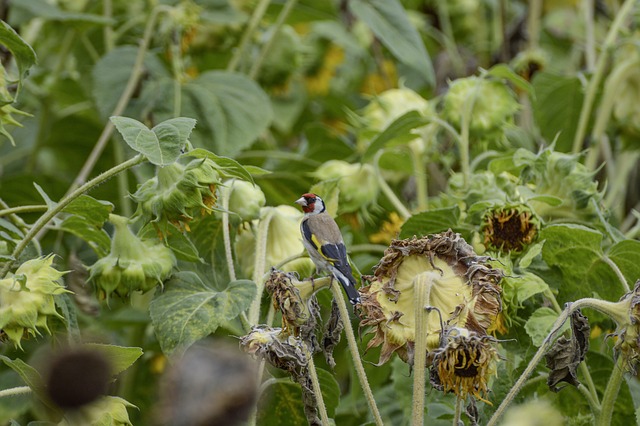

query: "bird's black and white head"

left=295, top=193, right=325, bottom=215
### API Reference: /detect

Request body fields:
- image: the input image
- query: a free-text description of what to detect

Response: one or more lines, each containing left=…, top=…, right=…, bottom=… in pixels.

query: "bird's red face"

left=295, top=193, right=319, bottom=214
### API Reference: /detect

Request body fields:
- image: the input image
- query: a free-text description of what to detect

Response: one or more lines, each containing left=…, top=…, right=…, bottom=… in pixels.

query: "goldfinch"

left=295, top=193, right=361, bottom=305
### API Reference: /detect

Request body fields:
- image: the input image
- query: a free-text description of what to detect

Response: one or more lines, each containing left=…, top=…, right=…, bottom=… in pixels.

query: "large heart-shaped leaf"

left=150, top=272, right=256, bottom=355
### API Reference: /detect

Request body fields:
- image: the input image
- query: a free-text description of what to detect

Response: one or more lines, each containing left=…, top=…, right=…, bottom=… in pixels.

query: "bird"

left=294, top=193, right=361, bottom=305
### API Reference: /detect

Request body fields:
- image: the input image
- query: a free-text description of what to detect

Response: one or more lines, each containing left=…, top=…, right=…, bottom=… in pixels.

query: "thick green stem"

left=248, top=209, right=275, bottom=325
left=411, top=144, right=428, bottom=212
left=583, top=0, right=596, bottom=71
left=221, top=181, right=237, bottom=282
left=249, top=0, right=299, bottom=80
left=68, top=6, right=170, bottom=193
left=527, top=0, right=543, bottom=49
left=227, top=0, right=272, bottom=72
left=412, top=272, right=438, bottom=425
left=331, top=285, right=383, bottom=426
left=571, top=0, right=637, bottom=154
left=373, top=151, right=411, bottom=220
left=585, top=57, right=639, bottom=172
left=597, top=356, right=625, bottom=426
left=453, top=396, right=463, bottom=426
left=113, top=139, right=132, bottom=217
left=0, top=155, right=145, bottom=277
left=307, top=349, right=331, bottom=426
left=0, top=386, right=31, bottom=398
left=603, top=255, right=631, bottom=293
left=0, top=205, right=48, bottom=217
left=487, top=296, right=630, bottom=425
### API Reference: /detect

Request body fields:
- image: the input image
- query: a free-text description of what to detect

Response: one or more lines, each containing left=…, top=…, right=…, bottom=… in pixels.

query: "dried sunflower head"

left=430, top=327, right=499, bottom=404
left=264, top=269, right=330, bottom=336
left=482, top=204, right=539, bottom=254
left=610, top=280, right=640, bottom=373
left=358, top=230, right=503, bottom=365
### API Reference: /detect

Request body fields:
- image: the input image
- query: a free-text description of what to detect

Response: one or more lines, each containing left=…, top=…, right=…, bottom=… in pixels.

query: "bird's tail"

left=331, top=269, right=361, bottom=305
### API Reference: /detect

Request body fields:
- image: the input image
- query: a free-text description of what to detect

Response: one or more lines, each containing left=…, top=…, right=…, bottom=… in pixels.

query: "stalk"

left=249, top=0, right=299, bottom=80
left=227, top=0, right=272, bottom=72
left=412, top=272, right=438, bottom=425
left=571, top=0, right=637, bottom=154
left=453, top=396, right=463, bottom=426
left=373, top=151, right=411, bottom=220
left=597, top=356, right=625, bottom=426
left=0, top=205, right=48, bottom=217
left=307, top=349, right=331, bottom=426
left=331, top=285, right=384, bottom=426
left=248, top=209, right=275, bottom=325
left=1, top=155, right=145, bottom=278
left=0, top=386, right=31, bottom=398
left=68, top=5, right=170, bottom=193
left=221, top=181, right=237, bottom=282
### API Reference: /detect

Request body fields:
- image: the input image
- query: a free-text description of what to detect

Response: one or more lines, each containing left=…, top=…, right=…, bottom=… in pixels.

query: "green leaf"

left=349, top=0, right=434, bottom=87
left=518, top=241, right=544, bottom=269
left=0, top=356, right=60, bottom=414
left=110, top=116, right=196, bottom=166
left=524, top=307, right=569, bottom=347
left=514, top=272, right=550, bottom=304
left=182, top=71, right=273, bottom=156
left=62, top=195, right=113, bottom=227
left=58, top=195, right=113, bottom=256
left=316, top=368, right=340, bottom=418
left=399, top=206, right=460, bottom=239
left=362, top=110, right=428, bottom=161
left=532, top=72, right=584, bottom=152
left=186, top=148, right=255, bottom=183
left=486, top=64, right=532, bottom=95
left=14, top=0, right=113, bottom=24
left=82, top=343, right=143, bottom=376
left=149, top=272, right=256, bottom=355
left=139, top=223, right=200, bottom=263
left=257, top=381, right=307, bottom=426
left=540, top=224, right=629, bottom=302
left=0, top=21, right=37, bottom=100
left=608, top=240, right=640, bottom=287
left=92, top=45, right=168, bottom=119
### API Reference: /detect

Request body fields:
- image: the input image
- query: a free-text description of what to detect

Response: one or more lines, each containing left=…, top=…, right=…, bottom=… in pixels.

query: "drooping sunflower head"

left=358, top=230, right=503, bottom=365
left=429, top=327, right=499, bottom=404
left=482, top=204, right=539, bottom=254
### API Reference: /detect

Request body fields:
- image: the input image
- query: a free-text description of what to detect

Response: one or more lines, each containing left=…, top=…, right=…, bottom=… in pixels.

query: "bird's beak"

left=294, top=197, right=306, bottom=206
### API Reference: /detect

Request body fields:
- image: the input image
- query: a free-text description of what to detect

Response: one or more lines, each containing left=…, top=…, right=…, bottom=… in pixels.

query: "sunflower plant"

left=1, top=1, right=640, bottom=425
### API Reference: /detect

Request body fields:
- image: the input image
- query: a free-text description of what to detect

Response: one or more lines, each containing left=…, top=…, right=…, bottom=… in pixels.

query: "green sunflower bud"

left=515, top=148, right=601, bottom=221
left=88, top=215, right=176, bottom=300
left=58, top=396, right=135, bottom=426
left=234, top=206, right=315, bottom=279
left=358, top=230, right=503, bottom=365
left=442, top=76, right=519, bottom=135
left=131, top=158, right=221, bottom=231
left=314, top=160, right=379, bottom=213
left=356, top=88, right=436, bottom=151
left=0, top=255, right=69, bottom=348
left=221, top=180, right=266, bottom=222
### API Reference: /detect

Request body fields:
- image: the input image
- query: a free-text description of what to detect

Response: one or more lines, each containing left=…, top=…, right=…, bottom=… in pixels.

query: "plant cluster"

left=1, top=0, right=640, bottom=425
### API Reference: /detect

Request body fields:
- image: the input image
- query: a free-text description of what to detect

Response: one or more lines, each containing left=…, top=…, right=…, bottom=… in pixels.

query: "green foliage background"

left=1, top=0, right=640, bottom=425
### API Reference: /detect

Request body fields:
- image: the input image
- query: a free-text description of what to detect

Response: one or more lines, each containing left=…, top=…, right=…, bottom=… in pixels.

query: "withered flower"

left=610, top=279, right=640, bottom=373
left=430, top=328, right=499, bottom=404
left=240, top=326, right=321, bottom=426
left=545, top=310, right=590, bottom=392
left=482, top=204, right=538, bottom=253
left=358, top=230, right=503, bottom=366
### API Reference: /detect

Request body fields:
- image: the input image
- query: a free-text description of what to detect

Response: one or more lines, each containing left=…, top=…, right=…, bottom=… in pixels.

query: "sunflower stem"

left=571, top=0, right=637, bottom=154
left=248, top=209, right=275, bottom=325
left=221, top=180, right=237, bottom=282
left=227, top=0, right=271, bottom=72
left=0, top=205, right=48, bottom=217
left=598, top=356, right=625, bottom=426
left=374, top=151, right=411, bottom=220
left=487, top=296, right=630, bottom=425
left=453, top=396, right=463, bottom=426
left=0, top=386, right=31, bottom=398
left=331, top=285, right=384, bottom=426
left=307, top=348, right=331, bottom=426
left=412, top=272, right=438, bottom=425
left=0, top=155, right=145, bottom=278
